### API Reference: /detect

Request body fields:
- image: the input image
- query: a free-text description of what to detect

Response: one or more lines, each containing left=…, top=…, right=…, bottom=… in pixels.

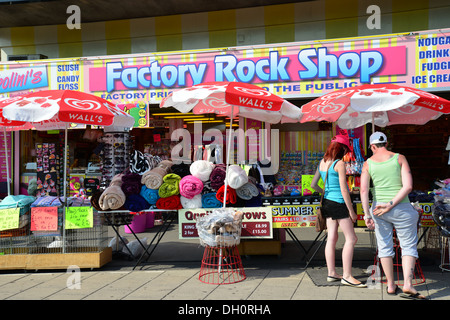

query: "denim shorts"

left=321, top=198, right=350, bottom=220
left=369, top=202, right=419, bottom=258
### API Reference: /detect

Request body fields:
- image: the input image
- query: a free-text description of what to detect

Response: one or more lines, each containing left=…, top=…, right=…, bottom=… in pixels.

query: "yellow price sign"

left=65, top=207, right=93, bottom=229
left=0, top=208, right=20, bottom=231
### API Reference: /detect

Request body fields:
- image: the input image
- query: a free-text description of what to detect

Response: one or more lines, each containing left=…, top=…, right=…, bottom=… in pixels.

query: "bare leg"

left=402, top=255, right=417, bottom=293
left=325, top=218, right=340, bottom=278
left=339, top=217, right=361, bottom=284
left=380, top=257, right=396, bottom=292
left=339, top=218, right=358, bottom=279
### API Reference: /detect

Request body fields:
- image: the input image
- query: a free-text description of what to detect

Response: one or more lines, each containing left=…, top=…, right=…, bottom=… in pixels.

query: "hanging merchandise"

left=344, top=137, right=365, bottom=175
left=352, top=137, right=365, bottom=174
left=432, top=179, right=450, bottom=237
left=100, top=132, right=132, bottom=188
left=193, top=145, right=204, bottom=161
left=35, top=142, right=62, bottom=197
left=205, top=144, right=223, bottom=164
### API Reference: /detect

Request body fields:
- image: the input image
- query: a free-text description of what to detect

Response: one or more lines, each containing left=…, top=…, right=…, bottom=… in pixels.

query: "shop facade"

left=1, top=27, right=449, bottom=191
left=0, top=2, right=449, bottom=268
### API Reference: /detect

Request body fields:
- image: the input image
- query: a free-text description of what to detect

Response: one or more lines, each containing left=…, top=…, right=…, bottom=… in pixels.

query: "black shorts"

left=321, top=198, right=350, bottom=220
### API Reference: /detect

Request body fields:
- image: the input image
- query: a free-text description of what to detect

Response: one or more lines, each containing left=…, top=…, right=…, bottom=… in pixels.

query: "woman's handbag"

left=315, top=163, right=330, bottom=232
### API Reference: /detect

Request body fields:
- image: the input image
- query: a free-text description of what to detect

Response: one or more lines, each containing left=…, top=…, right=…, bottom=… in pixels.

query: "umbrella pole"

left=372, top=113, right=375, bottom=133
left=3, top=128, right=10, bottom=195
left=62, top=125, right=68, bottom=254
left=223, top=106, right=234, bottom=208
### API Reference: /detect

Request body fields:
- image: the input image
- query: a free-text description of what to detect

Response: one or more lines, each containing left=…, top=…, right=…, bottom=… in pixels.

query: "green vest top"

left=367, top=153, right=408, bottom=204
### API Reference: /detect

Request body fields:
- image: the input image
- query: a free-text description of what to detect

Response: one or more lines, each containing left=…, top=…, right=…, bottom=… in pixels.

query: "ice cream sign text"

left=104, top=46, right=403, bottom=92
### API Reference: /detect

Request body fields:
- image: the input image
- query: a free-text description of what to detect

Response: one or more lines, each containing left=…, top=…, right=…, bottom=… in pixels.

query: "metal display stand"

left=284, top=228, right=328, bottom=269
left=101, top=210, right=145, bottom=259
left=100, top=209, right=176, bottom=262
left=133, top=210, right=177, bottom=270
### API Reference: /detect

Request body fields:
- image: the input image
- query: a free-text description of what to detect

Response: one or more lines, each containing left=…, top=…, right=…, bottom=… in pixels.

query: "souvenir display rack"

left=100, top=132, right=132, bottom=189
left=0, top=199, right=111, bottom=270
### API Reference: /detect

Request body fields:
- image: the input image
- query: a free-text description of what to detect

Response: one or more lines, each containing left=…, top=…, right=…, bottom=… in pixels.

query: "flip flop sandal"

left=400, top=292, right=427, bottom=300
left=326, top=276, right=341, bottom=282
left=386, top=285, right=402, bottom=295
left=341, top=278, right=367, bottom=288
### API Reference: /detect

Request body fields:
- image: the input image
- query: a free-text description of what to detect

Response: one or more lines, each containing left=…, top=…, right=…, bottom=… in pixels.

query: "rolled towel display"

left=209, top=164, right=226, bottom=190
left=201, top=180, right=215, bottom=195
left=99, top=175, right=127, bottom=210
left=157, top=160, right=173, bottom=172
left=129, top=150, right=150, bottom=174
left=99, top=185, right=126, bottom=210
left=171, top=162, right=190, bottom=178
left=90, top=190, right=104, bottom=211
left=141, top=167, right=167, bottom=189
left=124, top=194, right=150, bottom=212
left=179, top=175, right=204, bottom=199
left=226, top=165, right=248, bottom=189
left=180, top=194, right=202, bottom=209
left=246, top=196, right=262, bottom=207
left=158, top=173, right=181, bottom=198
left=236, top=182, right=260, bottom=200
left=110, top=173, right=124, bottom=186
left=201, top=192, right=222, bottom=208
left=190, top=160, right=214, bottom=181
left=216, top=185, right=237, bottom=204
left=140, top=185, right=160, bottom=205
left=156, top=195, right=182, bottom=210
left=121, top=172, right=142, bottom=195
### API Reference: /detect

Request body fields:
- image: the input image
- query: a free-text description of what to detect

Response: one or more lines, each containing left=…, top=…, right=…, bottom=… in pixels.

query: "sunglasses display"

left=100, top=132, right=133, bottom=188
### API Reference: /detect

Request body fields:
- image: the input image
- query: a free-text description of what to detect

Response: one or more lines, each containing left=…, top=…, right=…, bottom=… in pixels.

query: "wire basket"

left=196, top=208, right=243, bottom=248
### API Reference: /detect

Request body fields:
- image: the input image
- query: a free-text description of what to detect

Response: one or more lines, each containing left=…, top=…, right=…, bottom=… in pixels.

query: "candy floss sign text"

left=90, top=45, right=406, bottom=96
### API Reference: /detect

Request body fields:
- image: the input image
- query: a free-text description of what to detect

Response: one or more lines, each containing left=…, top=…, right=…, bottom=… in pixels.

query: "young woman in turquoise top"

left=311, top=134, right=365, bottom=288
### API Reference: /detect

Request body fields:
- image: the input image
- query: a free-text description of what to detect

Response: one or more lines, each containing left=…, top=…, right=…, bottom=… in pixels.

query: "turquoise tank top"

left=368, top=153, right=408, bottom=203
left=319, top=160, right=345, bottom=203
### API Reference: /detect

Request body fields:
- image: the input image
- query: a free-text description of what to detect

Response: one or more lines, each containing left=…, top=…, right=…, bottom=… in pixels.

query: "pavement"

left=0, top=221, right=449, bottom=308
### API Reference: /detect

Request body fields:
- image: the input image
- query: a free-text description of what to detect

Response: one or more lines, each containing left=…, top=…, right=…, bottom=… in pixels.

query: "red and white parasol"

left=161, top=81, right=303, bottom=207
left=300, top=83, right=450, bottom=129
left=0, top=99, right=33, bottom=195
left=161, top=82, right=302, bottom=124
left=0, top=90, right=134, bottom=130
left=0, top=90, right=135, bottom=201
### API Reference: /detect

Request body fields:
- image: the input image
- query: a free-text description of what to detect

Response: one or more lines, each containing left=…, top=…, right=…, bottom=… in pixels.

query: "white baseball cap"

left=369, top=132, right=388, bottom=145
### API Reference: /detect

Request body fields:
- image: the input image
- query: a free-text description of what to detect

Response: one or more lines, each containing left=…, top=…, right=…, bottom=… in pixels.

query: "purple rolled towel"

left=210, top=164, right=226, bottom=190
left=121, top=172, right=142, bottom=196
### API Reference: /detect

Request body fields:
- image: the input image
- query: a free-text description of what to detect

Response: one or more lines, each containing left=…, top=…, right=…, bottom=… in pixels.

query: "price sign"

left=241, top=221, right=271, bottom=237
left=0, top=208, right=20, bottom=231
left=272, top=205, right=319, bottom=228
left=31, top=206, right=58, bottom=231
left=178, top=207, right=273, bottom=239
left=65, top=207, right=93, bottom=229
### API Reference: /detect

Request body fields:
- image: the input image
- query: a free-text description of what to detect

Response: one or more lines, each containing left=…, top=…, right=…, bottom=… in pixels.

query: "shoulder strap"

left=320, top=162, right=332, bottom=204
